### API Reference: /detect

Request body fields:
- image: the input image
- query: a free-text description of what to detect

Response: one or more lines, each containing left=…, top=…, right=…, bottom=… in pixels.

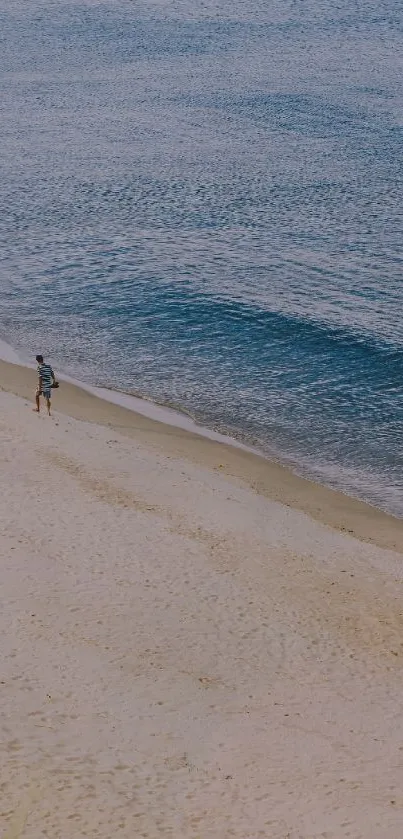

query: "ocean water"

left=1, top=0, right=402, bottom=515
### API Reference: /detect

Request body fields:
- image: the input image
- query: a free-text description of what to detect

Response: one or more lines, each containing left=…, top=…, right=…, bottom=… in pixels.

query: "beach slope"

left=1, top=382, right=403, bottom=838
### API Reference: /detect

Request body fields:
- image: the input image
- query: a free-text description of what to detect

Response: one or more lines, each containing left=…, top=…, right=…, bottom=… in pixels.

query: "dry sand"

left=1, top=362, right=403, bottom=838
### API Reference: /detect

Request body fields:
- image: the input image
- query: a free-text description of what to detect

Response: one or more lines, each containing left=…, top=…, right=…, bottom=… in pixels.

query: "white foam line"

left=81, top=382, right=252, bottom=450
left=0, top=337, right=252, bottom=452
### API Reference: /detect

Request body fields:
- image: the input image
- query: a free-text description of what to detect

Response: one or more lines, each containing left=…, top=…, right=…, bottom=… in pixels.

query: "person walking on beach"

left=35, top=354, right=56, bottom=416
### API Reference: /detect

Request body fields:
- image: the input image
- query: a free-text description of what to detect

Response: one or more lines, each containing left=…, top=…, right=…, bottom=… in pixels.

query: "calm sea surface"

left=1, top=0, right=402, bottom=514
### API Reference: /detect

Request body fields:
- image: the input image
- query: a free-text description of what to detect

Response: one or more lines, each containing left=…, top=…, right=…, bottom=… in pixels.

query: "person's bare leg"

left=46, top=397, right=51, bottom=416
left=34, top=390, right=40, bottom=412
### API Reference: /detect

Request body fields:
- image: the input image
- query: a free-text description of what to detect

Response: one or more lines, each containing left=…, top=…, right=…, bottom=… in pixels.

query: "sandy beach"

left=1, top=360, right=403, bottom=839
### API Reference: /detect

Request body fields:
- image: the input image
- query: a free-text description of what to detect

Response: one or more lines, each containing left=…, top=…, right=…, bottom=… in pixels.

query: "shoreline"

left=1, top=354, right=402, bottom=554
left=0, top=337, right=255, bottom=451
left=1, top=336, right=400, bottom=522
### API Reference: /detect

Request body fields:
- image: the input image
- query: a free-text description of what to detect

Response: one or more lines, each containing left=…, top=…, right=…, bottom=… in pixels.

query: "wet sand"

left=0, top=358, right=402, bottom=553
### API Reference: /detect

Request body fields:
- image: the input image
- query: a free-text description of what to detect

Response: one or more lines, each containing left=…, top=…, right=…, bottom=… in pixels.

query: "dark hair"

left=36, top=354, right=44, bottom=363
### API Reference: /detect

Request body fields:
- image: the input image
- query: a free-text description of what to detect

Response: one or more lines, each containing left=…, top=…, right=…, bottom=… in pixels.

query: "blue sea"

left=1, top=0, right=402, bottom=515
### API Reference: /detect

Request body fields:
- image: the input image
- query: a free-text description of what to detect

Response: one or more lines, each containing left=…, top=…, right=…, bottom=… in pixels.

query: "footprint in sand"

left=2, top=785, right=42, bottom=839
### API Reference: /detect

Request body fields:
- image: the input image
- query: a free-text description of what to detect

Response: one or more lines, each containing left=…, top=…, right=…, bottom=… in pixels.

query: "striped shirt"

left=37, top=363, right=54, bottom=389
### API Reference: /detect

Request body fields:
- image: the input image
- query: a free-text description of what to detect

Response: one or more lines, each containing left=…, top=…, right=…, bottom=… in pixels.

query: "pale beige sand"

left=1, top=369, right=403, bottom=838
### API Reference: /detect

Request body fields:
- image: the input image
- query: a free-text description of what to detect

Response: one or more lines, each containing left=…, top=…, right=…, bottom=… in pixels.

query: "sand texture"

left=1, top=381, right=403, bottom=838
